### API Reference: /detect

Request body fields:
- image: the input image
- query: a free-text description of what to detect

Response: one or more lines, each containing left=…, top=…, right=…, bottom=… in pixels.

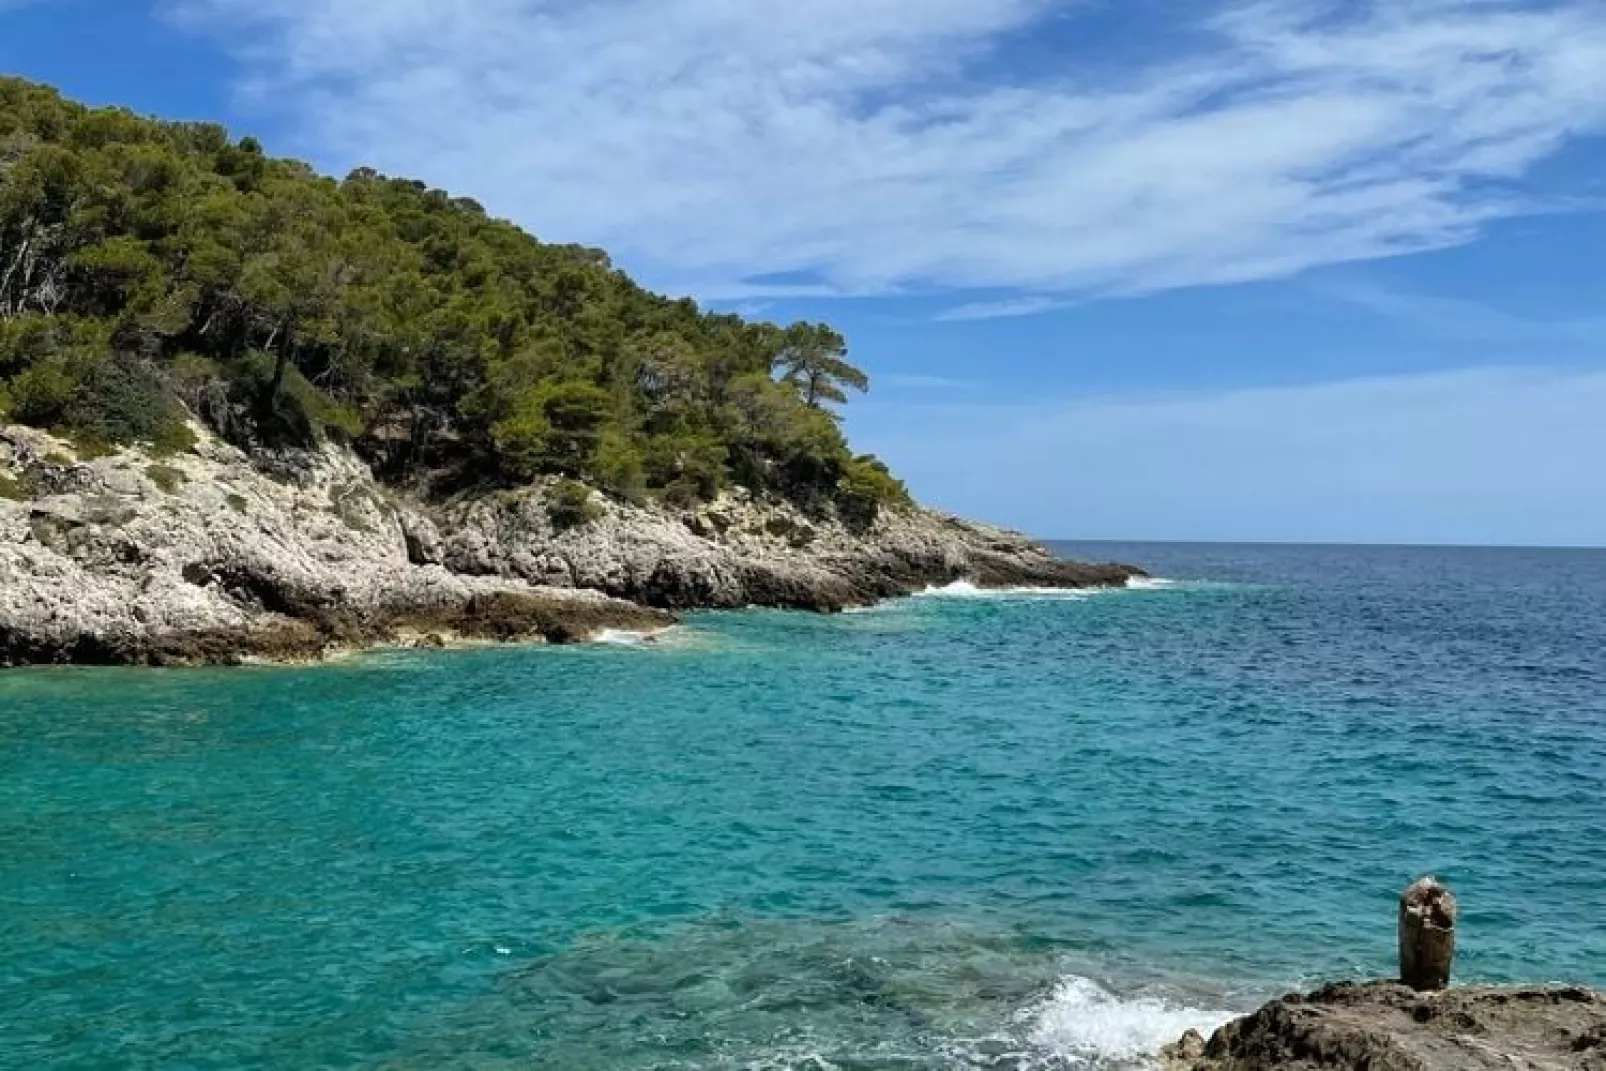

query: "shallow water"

left=3, top=543, right=1605, bottom=1068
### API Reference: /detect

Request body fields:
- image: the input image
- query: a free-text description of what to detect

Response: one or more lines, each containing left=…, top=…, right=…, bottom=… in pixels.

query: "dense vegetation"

left=0, top=78, right=908, bottom=517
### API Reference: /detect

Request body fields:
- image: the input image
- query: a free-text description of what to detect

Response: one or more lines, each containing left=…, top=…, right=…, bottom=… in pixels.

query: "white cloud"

left=851, top=366, right=1606, bottom=545
left=175, top=0, right=1606, bottom=300
left=935, top=296, right=1076, bottom=322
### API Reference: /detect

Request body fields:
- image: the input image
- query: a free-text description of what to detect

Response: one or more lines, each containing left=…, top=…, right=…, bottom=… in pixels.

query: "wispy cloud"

left=934, top=296, right=1076, bottom=322
left=175, top=0, right=1606, bottom=302
left=1315, top=279, right=1606, bottom=348
left=852, top=366, right=1606, bottom=544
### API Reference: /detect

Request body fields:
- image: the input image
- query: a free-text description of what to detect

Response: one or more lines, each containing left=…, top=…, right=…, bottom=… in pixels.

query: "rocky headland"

left=1163, top=981, right=1606, bottom=1070
left=0, top=422, right=1140, bottom=667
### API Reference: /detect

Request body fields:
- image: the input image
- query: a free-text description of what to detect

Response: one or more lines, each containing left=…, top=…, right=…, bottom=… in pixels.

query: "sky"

left=4, top=0, right=1606, bottom=544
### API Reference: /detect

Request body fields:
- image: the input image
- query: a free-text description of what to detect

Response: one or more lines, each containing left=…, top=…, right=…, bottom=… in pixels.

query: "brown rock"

left=1162, top=1028, right=1208, bottom=1065
left=1399, top=877, right=1457, bottom=992
left=1170, top=981, right=1606, bottom=1070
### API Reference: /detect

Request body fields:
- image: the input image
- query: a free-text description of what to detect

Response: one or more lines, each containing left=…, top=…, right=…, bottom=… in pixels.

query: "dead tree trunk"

left=1399, top=876, right=1457, bottom=991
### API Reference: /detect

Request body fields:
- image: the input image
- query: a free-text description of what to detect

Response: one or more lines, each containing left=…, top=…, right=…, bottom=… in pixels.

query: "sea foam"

left=593, top=628, right=668, bottom=647
left=1024, top=975, right=1235, bottom=1068
left=914, top=580, right=1095, bottom=599
left=913, top=576, right=1179, bottom=600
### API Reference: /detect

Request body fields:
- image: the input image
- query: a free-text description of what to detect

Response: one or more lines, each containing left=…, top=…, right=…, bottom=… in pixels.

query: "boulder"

left=1165, top=982, right=1606, bottom=1070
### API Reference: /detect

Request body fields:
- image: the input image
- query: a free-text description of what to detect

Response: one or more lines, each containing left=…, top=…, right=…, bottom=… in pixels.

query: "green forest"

left=0, top=77, right=908, bottom=520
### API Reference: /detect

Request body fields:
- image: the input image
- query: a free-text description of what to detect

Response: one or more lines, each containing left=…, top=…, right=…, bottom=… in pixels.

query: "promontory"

left=0, top=78, right=1136, bottom=666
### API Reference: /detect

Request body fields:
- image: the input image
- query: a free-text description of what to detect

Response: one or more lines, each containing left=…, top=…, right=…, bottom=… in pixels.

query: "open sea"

left=3, top=542, right=1605, bottom=1069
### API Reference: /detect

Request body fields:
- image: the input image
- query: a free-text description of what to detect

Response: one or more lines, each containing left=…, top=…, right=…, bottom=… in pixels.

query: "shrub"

left=66, top=355, right=178, bottom=445
left=547, top=478, right=603, bottom=531
left=64, top=432, right=118, bottom=460
left=7, top=360, right=76, bottom=427
left=492, top=380, right=611, bottom=480
left=836, top=454, right=911, bottom=531
left=642, top=430, right=725, bottom=506
left=0, top=472, right=31, bottom=501
left=593, top=429, right=647, bottom=503
left=145, top=463, right=186, bottom=494
left=151, top=419, right=198, bottom=457
left=220, top=353, right=362, bottom=448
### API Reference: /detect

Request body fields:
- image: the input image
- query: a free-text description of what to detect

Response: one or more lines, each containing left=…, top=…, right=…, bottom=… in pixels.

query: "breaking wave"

left=1023, top=975, right=1236, bottom=1069
left=913, top=576, right=1180, bottom=600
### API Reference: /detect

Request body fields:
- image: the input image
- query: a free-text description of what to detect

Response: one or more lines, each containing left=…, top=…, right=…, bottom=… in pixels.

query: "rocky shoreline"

left=1162, top=980, right=1606, bottom=1070
left=0, top=423, right=1141, bottom=667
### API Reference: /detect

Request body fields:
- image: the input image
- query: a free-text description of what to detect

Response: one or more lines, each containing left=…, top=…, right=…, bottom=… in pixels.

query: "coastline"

left=1161, top=980, right=1606, bottom=1070
left=0, top=422, right=1141, bottom=668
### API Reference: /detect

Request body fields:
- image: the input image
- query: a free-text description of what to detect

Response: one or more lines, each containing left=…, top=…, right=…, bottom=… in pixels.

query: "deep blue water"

left=3, top=543, right=1605, bottom=1069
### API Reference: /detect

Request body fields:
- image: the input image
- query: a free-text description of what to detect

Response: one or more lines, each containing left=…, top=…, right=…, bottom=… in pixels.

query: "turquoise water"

left=4, top=543, right=1605, bottom=1069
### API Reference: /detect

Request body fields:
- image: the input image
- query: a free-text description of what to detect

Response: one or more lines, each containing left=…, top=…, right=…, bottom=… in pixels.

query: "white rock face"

left=0, top=422, right=1137, bottom=665
left=0, top=425, right=665, bottom=665
left=437, top=482, right=1139, bottom=610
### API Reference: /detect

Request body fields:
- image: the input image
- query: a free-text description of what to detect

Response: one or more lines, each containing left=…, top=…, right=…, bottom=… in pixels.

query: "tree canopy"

left=0, top=77, right=908, bottom=517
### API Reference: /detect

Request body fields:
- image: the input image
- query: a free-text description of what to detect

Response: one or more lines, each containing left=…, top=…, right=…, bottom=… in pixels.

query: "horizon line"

left=1042, top=538, right=1606, bottom=551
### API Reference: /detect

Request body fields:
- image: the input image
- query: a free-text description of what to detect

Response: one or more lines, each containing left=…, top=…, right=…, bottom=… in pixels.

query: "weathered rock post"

left=1399, top=876, right=1457, bottom=991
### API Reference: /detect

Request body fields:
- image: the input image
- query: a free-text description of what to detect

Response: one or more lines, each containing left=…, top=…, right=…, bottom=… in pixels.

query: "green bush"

left=7, top=360, right=76, bottom=427
left=547, top=478, right=603, bottom=531
left=492, top=380, right=611, bottom=480
left=0, top=472, right=31, bottom=501
left=169, top=352, right=221, bottom=387
left=64, top=432, right=118, bottom=460
left=64, top=354, right=180, bottom=445
left=4, top=345, right=192, bottom=454
left=593, top=430, right=648, bottom=503
left=642, top=430, right=726, bottom=506
left=837, top=454, right=912, bottom=530
left=145, top=463, right=186, bottom=494
left=221, top=353, right=360, bottom=447
left=150, top=419, right=198, bottom=457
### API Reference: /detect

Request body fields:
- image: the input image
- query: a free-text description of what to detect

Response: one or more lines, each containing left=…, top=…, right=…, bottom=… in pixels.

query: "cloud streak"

left=934, top=296, right=1077, bottom=322
left=1315, top=279, right=1606, bottom=348
left=177, top=0, right=1606, bottom=301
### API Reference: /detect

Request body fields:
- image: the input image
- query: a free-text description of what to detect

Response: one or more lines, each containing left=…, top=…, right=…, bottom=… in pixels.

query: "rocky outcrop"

left=438, top=483, right=1140, bottom=611
left=1163, top=981, right=1606, bottom=1070
left=0, top=421, right=1140, bottom=667
left=0, top=424, right=671, bottom=667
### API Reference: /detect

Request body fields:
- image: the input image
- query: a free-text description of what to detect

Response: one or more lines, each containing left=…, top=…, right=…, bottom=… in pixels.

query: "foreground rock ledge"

left=1, top=423, right=1140, bottom=667
left=1164, top=981, right=1606, bottom=1070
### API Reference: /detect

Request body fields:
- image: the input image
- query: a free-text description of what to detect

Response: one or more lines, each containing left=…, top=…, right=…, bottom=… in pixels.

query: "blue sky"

left=5, top=0, right=1606, bottom=544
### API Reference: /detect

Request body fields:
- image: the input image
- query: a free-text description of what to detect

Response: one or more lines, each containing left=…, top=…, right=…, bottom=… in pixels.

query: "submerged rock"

left=1163, top=981, right=1606, bottom=1070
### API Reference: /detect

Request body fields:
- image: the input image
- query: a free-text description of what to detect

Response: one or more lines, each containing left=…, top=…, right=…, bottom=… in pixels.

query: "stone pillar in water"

left=1399, top=876, right=1457, bottom=991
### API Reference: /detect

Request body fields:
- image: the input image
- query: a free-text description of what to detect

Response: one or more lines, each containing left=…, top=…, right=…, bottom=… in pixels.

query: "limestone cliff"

left=0, top=422, right=1139, bottom=666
